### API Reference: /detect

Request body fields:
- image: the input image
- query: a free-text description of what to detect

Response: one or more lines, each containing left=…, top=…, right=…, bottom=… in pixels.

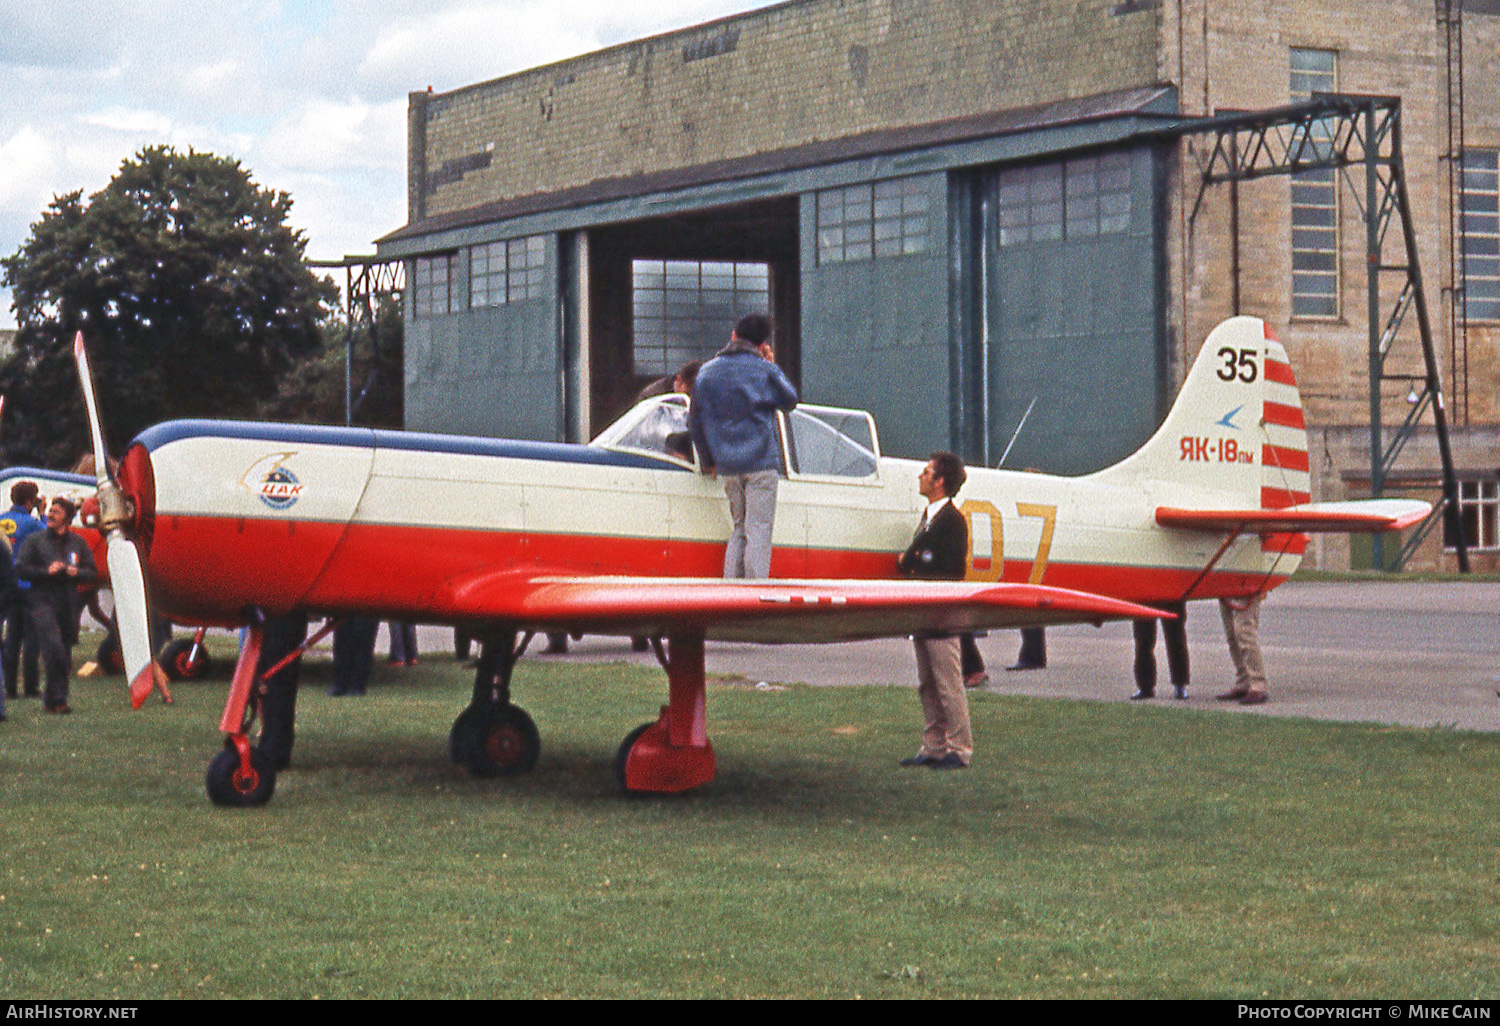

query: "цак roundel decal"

left=241, top=452, right=304, bottom=510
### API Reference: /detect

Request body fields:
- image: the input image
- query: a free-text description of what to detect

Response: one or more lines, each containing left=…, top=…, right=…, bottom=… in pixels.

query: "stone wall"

left=410, top=0, right=1160, bottom=221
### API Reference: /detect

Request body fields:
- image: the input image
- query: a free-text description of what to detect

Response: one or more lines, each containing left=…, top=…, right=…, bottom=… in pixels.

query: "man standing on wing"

left=688, top=312, right=799, bottom=579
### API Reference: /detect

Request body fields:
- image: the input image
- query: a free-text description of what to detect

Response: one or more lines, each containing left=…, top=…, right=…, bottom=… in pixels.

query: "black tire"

left=464, top=706, right=541, bottom=778
left=161, top=638, right=213, bottom=681
left=448, top=704, right=488, bottom=766
left=95, top=636, right=124, bottom=675
left=613, top=722, right=655, bottom=792
left=205, top=746, right=277, bottom=807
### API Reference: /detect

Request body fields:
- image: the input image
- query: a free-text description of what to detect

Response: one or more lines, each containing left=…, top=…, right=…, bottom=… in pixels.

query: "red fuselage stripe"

left=143, top=514, right=1282, bottom=624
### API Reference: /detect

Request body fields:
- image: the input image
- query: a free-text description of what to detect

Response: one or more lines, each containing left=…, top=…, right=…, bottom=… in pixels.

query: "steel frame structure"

left=309, top=257, right=405, bottom=427
left=1164, top=94, right=1470, bottom=571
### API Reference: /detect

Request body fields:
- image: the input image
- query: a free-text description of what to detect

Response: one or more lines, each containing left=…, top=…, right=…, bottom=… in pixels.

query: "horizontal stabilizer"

left=438, top=574, right=1170, bottom=644
left=1156, top=498, right=1432, bottom=535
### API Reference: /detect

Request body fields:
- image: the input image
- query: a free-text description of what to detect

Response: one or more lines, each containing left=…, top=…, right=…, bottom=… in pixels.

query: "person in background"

left=960, top=634, right=989, bottom=690
left=1131, top=601, right=1188, bottom=701
left=1217, top=594, right=1269, bottom=705
left=255, top=612, right=310, bottom=770
left=331, top=617, right=379, bottom=696
left=636, top=359, right=702, bottom=404
left=0, top=537, right=17, bottom=722
left=0, top=481, right=44, bottom=699
left=1008, top=626, right=1047, bottom=672
left=388, top=621, right=419, bottom=666
left=896, top=452, right=973, bottom=770
left=15, top=498, right=97, bottom=714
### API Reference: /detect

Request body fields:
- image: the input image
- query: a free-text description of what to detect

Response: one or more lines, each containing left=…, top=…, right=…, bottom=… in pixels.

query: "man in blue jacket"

left=0, top=481, right=45, bottom=699
left=688, top=313, right=799, bottom=578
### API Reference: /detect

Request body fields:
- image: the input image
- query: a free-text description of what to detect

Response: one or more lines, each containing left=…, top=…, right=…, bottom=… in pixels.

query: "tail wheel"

left=205, top=746, right=276, bottom=807
left=465, top=706, right=540, bottom=778
left=161, top=638, right=213, bottom=681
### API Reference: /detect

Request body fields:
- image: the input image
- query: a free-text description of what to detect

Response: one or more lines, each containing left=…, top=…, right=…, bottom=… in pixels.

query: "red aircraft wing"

left=437, top=573, right=1168, bottom=643
left=1156, top=498, right=1431, bottom=535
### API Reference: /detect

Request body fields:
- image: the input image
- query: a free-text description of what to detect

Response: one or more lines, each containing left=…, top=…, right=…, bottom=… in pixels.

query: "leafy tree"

left=1, top=146, right=338, bottom=468
left=257, top=295, right=405, bottom=430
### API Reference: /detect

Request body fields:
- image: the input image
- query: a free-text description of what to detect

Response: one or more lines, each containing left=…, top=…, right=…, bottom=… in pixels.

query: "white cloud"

left=0, top=0, right=783, bottom=327
left=0, top=127, right=59, bottom=208
left=81, top=107, right=175, bottom=135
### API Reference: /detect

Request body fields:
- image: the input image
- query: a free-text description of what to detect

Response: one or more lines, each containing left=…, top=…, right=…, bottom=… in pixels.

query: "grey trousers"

left=722, top=470, right=779, bottom=579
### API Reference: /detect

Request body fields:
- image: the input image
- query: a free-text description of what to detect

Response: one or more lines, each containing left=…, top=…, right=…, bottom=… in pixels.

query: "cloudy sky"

left=0, top=0, right=781, bottom=328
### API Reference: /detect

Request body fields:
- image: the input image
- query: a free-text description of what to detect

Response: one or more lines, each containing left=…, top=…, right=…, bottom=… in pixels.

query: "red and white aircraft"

left=74, top=317, right=1427, bottom=805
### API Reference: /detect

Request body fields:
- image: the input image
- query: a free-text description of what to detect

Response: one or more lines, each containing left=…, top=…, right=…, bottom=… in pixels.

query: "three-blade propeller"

left=72, top=332, right=156, bottom=707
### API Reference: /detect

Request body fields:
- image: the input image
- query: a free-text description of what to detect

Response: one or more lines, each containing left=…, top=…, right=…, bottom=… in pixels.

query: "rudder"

left=1091, top=317, right=1310, bottom=522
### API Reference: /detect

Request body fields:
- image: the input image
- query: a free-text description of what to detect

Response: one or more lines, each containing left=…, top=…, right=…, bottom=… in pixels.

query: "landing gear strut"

left=614, top=628, right=715, bottom=795
left=449, top=631, right=541, bottom=777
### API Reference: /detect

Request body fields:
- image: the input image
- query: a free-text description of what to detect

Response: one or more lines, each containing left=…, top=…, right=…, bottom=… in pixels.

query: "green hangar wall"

left=378, top=0, right=1176, bottom=473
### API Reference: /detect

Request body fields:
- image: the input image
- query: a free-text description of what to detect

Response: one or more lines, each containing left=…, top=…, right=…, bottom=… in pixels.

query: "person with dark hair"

left=636, top=360, right=703, bottom=403
left=254, top=612, right=310, bottom=770
left=896, top=452, right=973, bottom=770
left=1009, top=627, right=1047, bottom=671
left=0, top=481, right=44, bottom=698
left=960, top=633, right=988, bottom=689
left=15, top=498, right=97, bottom=714
left=0, top=541, right=17, bottom=721
left=1131, top=601, right=1188, bottom=701
left=1217, top=594, right=1269, bottom=705
left=687, top=312, right=799, bottom=579
left=387, top=621, right=419, bottom=666
left=331, top=617, right=379, bottom=696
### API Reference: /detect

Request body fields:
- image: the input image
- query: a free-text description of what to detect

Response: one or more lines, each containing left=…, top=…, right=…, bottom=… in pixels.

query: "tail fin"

left=1092, top=317, right=1310, bottom=517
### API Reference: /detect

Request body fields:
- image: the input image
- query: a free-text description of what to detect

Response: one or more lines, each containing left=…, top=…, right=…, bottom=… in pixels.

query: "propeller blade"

left=108, top=535, right=156, bottom=708
left=72, top=332, right=112, bottom=486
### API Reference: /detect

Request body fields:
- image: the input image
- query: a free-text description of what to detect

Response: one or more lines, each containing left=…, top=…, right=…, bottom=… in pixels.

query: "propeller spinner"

left=72, top=332, right=157, bottom=708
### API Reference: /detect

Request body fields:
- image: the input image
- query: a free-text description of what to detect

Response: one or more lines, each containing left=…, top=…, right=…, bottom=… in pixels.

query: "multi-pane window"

left=1444, top=478, right=1499, bottom=551
left=471, top=236, right=546, bottom=308
left=631, top=260, right=770, bottom=377
left=412, top=253, right=456, bottom=318
left=997, top=151, right=1132, bottom=247
left=1460, top=149, right=1499, bottom=321
left=1290, top=48, right=1339, bottom=318
left=816, top=176, right=930, bottom=264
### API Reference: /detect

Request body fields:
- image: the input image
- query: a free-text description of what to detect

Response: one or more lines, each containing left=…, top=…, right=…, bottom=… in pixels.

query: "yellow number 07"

left=959, top=501, right=1056, bottom=584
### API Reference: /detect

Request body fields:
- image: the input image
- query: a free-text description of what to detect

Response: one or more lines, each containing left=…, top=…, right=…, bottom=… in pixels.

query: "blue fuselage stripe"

left=130, top=420, right=688, bottom=473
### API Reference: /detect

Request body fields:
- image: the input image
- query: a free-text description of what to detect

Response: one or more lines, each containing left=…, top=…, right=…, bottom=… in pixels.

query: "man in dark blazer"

left=896, top=451, right=972, bottom=769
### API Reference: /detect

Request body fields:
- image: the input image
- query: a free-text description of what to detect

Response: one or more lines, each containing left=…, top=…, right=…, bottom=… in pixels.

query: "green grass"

left=1291, top=567, right=1500, bottom=583
left=3, top=634, right=1498, bottom=998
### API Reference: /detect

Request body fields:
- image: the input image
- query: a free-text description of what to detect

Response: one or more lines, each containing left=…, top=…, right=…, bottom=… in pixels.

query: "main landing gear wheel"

left=161, top=638, right=213, bottom=681
left=95, top=635, right=125, bottom=675
left=451, top=705, right=540, bottom=778
left=613, top=722, right=655, bottom=792
left=205, top=745, right=276, bottom=807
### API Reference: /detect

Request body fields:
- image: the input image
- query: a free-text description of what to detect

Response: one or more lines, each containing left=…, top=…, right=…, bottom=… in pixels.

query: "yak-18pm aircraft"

left=73, top=316, right=1428, bottom=806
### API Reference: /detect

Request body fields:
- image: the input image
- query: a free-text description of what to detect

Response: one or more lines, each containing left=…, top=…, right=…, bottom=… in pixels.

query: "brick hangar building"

left=374, top=0, right=1500, bottom=571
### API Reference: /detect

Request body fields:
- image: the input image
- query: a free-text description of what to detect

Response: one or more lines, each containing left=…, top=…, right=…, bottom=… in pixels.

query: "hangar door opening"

left=587, top=198, right=800, bottom=432
left=982, top=146, right=1166, bottom=475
